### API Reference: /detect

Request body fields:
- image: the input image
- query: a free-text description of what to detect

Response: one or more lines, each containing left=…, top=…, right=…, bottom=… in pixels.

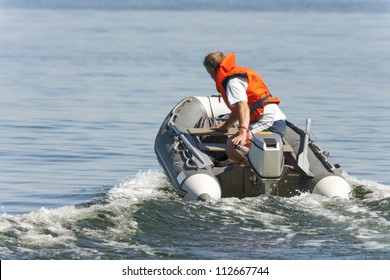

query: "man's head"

left=203, top=51, right=224, bottom=81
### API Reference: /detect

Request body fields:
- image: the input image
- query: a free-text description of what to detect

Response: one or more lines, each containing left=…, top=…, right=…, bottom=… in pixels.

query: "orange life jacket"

left=215, top=52, right=280, bottom=123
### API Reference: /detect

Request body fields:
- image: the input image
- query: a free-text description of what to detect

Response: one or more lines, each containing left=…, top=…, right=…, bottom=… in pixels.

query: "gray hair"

left=203, top=51, right=224, bottom=71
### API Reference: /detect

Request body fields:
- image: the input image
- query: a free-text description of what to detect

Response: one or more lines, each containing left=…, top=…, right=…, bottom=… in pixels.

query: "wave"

left=0, top=170, right=389, bottom=259
left=0, top=170, right=169, bottom=259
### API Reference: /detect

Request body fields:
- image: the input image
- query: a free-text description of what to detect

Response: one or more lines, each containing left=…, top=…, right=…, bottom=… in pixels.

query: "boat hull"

left=155, top=96, right=351, bottom=200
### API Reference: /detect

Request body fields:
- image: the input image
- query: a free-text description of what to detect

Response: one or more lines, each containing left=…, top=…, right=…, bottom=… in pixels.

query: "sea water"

left=0, top=0, right=389, bottom=260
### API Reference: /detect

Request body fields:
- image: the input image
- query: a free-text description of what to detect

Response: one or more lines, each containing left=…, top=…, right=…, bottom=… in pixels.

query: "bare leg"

left=226, top=134, right=249, bottom=166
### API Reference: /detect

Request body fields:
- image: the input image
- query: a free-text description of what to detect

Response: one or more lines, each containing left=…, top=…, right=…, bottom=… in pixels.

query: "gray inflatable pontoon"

left=155, top=96, right=351, bottom=201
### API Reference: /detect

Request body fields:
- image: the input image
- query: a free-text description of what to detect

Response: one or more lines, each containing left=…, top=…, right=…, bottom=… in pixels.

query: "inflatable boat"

left=155, top=95, right=351, bottom=201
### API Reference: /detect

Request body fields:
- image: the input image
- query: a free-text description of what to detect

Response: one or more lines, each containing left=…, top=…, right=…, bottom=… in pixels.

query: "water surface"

left=0, top=1, right=389, bottom=259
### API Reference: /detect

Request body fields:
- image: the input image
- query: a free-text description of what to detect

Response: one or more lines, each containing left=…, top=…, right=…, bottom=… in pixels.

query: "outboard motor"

left=248, top=132, right=284, bottom=179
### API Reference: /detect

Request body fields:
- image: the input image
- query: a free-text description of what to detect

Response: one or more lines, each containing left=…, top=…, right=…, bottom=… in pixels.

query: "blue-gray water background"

left=0, top=0, right=389, bottom=259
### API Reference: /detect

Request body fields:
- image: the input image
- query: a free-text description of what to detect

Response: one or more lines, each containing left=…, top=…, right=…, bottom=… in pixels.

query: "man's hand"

left=211, top=122, right=229, bottom=132
left=231, top=132, right=248, bottom=146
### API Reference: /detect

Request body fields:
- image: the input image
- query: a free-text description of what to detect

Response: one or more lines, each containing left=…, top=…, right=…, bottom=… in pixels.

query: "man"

left=203, top=51, right=286, bottom=165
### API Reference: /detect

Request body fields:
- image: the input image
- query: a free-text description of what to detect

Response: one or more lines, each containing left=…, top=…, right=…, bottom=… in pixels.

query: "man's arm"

left=212, top=112, right=239, bottom=132
left=231, top=101, right=250, bottom=146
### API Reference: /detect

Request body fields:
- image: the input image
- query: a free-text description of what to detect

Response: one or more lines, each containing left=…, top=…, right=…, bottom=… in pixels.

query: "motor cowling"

left=248, top=132, right=284, bottom=179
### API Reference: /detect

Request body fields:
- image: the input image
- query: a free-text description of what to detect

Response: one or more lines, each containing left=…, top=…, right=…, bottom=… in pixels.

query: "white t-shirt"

left=225, top=77, right=286, bottom=122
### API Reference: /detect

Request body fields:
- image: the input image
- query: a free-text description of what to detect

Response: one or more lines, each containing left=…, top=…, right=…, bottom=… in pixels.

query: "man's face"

left=206, top=67, right=216, bottom=81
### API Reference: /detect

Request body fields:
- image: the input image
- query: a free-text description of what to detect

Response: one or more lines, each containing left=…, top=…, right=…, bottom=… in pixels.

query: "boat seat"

left=198, top=143, right=227, bottom=152
left=187, top=127, right=238, bottom=136
left=198, top=142, right=293, bottom=153
left=283, top=144, right=294, bottom=153
left=189, top=129, right=294, bottom=153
